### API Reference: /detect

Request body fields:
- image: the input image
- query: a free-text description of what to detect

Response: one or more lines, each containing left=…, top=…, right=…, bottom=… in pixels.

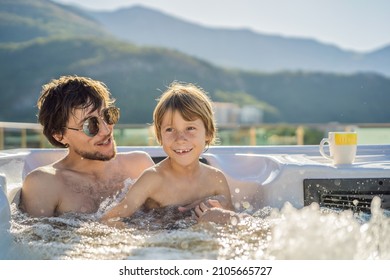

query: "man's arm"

left=20, top=170, right=59, bottom=217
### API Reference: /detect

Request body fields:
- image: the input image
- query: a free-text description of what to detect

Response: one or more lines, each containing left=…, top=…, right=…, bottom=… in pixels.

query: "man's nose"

left=99, top=118, right=111, bottom=135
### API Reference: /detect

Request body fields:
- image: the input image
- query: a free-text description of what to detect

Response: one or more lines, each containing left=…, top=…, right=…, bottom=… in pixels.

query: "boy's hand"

left=194, top=202, right=239, bottom=225
left=178, top=195, right=227, bottom=212
left=100, top=217, right=127, bottom=229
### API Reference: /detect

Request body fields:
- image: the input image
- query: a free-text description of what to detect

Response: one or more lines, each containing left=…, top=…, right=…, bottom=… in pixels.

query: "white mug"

left=319, top=132, right=357, bottom=165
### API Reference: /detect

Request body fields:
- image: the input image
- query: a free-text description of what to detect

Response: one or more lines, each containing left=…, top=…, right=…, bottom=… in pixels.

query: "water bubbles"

left=360, top=223, right=369, bottom=233
left=6, top=195, right=390, bottom=260
left=347, top=225, right=354, bottom=232
left=242, top=201, right=251, bottom=209
left=371, top=196, right=382, bottom=213
left=230, top=215, right=239, bottom=226
left=180, top=241, right=189, bottom=249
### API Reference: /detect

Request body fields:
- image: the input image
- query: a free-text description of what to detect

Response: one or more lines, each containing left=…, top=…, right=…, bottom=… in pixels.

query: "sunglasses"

left=66, top=107, right=120, bottom=137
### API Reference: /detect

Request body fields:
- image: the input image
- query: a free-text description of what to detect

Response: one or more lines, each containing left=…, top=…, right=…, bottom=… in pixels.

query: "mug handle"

left=319, top=138, right=332, bottom=160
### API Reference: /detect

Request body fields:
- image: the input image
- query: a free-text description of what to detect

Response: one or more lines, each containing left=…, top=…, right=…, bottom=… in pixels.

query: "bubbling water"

left=264, top=198, right=390, bottom=259
left=7, top=195, right=390, bottom=260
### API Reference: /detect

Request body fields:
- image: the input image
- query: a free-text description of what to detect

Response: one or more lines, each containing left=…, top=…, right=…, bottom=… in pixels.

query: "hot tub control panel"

left=303, top=178, right=390, bottom=212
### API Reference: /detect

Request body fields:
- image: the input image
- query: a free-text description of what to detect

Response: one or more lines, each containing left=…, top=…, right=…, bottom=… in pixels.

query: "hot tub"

left=1, top=145, right=389, bottom=260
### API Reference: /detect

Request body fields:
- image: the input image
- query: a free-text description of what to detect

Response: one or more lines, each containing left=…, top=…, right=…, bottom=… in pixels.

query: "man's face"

left=62, top=106, right=117, bottom=161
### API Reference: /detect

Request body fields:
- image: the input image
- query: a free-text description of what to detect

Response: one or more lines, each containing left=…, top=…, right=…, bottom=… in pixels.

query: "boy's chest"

left=147, top=178, right=217, bottom=208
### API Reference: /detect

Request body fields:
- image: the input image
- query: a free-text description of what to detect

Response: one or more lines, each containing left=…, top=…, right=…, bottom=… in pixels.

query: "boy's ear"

left=205, top=135, right=212, bottom=145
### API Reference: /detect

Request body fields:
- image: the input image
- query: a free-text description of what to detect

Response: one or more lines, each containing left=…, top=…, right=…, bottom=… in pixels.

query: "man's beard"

left=74, top=141, right=117, bottom=161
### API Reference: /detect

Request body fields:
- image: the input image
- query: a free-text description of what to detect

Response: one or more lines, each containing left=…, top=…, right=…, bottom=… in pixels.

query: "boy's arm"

left=100, top=171, right=154, bottom=221
left=214, top=171, right=235, bottom=211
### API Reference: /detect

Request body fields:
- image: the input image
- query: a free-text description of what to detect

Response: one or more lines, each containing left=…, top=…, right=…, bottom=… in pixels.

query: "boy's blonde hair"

left=153, top=81, right=216, bottom=145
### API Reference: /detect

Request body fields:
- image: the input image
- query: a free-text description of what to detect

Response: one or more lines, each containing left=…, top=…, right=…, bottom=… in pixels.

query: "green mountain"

left=0, top=36, right=243, bottom=123
left=0, top=0, right=110, bottom=43
left=1, top=0, right=390, bottom=125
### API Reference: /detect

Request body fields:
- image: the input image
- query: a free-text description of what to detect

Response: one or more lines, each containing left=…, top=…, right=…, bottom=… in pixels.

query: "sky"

left=53, top=0, right=390, bottom=53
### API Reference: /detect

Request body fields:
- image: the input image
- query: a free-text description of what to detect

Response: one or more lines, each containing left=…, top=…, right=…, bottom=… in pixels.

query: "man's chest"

left=57, top=176, right=128, bottom=214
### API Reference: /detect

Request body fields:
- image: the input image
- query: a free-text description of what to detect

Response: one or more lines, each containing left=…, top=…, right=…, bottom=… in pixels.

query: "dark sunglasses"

left=66, top=107, right=120, bottom=137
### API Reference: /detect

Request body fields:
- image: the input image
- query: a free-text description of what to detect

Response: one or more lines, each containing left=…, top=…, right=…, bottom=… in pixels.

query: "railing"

left=0, top=122, right=45, bottom=150
left=1, top=121, right=389, bottom=150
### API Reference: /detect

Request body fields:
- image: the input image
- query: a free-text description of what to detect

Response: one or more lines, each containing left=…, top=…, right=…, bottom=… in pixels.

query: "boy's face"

left=160, top=110, right=210, bottom=164
left=61, top=105, right=117, bottom=161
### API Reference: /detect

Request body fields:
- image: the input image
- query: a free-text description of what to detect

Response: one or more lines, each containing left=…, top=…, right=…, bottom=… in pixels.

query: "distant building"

left=213, top=102, right=240, bottom=126
left=240, top=105, right=263, bottom=124
left=213, top=102, right=263, bottom=126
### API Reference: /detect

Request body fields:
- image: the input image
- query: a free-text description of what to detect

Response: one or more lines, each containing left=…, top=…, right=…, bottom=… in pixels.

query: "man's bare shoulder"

left=117, top=151, right=153, bottom=163
left=116, top=151, right=154, bottom=178
left=21, top=164, right=62, bottom=216
left=23, top=165, right=62, bottom=191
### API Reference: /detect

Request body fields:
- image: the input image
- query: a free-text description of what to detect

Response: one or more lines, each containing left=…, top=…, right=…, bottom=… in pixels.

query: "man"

left=20, top=75, right=154, bottom=217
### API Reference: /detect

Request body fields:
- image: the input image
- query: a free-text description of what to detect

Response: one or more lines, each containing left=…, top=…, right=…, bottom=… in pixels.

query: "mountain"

left=0, top=0, right=111, bottom=43
left=88, top=6, right=390, bottom=77
left=361, top=46, right=390, bottom=76
left=0, top=36, right=248, bottom=123
left=1, top=0, right=390, bottom=125
left=2, top=36, right=390, bottom=125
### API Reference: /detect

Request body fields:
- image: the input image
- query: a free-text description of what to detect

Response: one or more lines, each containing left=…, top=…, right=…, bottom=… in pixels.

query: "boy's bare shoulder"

left=141, top=161, right=165, bottom=178
left=135, top=160, right=168, bottom=186
left=202, top=162, right=225, bottom=176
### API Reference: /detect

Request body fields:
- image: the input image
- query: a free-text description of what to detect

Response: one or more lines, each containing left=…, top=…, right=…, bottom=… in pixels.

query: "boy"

left=101, top=82, right=237, bottom=224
